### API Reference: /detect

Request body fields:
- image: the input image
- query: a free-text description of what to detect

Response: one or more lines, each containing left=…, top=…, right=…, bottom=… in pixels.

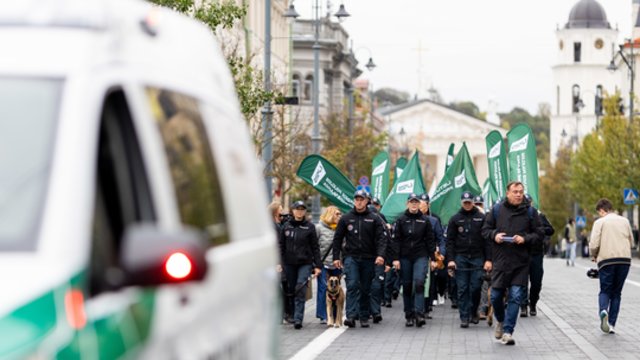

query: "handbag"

left=305, top=277, right=313, bottom=301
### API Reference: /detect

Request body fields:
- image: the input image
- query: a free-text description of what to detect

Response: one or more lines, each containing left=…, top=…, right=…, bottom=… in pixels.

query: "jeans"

left=384, top=267, right=400, bottom=303
left=598, top=264, right=630, bottom=327
left=284, top=264, right=312, bottom=323
left=343, top=256, right=375, bottom=320
left=491, top=285, right=524, bottom=334
left=370, top=265, right=385, bottom=316
left=522, top=254, right=544, bottom=308
left=316, top=267, right=343, bottom=321
left=566, top=242, right=576, bottom=265
left=454, top=255, right=484, bottom=321
left=400, top=257, right=428, bottom=317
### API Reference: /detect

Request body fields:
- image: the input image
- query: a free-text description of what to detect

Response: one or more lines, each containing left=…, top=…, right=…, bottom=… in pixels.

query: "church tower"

left=550, top=0, right=619, bottom=163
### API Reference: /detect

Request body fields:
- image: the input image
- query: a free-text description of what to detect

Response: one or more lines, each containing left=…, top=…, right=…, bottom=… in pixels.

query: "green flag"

left=507, top=123, right=539, bottom=206
left=392, top=156, right=408, bottom=188
left=381, top=152, right=426, bottom=223
left=485, top=130, right=509, bottom=199
left=296, top=155, right=356, bottom=213
left=482, top=178, right=498, bottom=209
left=430, top=143, right=481, bottom=225
left=445, top=143, right=455, bottom=173
left=371, top=151, right=391, bottom=205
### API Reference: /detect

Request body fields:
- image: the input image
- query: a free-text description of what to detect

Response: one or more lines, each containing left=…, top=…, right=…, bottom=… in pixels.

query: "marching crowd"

left=272, top=181, right=635, bottom=346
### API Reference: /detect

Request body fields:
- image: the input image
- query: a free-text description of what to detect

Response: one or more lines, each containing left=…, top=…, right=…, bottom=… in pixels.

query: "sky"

left=296, top=0, right=632, bottom=115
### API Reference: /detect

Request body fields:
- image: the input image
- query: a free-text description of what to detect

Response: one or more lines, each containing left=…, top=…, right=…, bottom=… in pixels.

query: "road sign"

left=356, top=184, right=371, bottom=194
left=359, top=176, right=369, bottom=186
left=623, top=188, right=638, bottom=205
left=576, top=216, right=587, bottom=228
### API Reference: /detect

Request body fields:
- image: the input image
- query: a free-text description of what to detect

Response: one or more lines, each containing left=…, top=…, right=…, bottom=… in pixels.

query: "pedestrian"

left=390, top=193, right=436, bottom=327
left=315, top=205, right=343, bottom=324
left=564, top=218, right=577, bottom=266
left=520, top=194, right=555, bottom=318
left=333, top=190, right=387, bottom=328
left=446, top=191, right=489, bottom=328
left=474, top=195, right=490, bottom=320
left=589, top=198, right=634, bottom=334
left=482, top=181, right=543, bottom=345
left=420, top=193, right=446, bottom=313
left=278, top=200, right=322, bottom=329
left=271, top=201, right=294, bottom=324
left=368, top=197, right=390, bottom=324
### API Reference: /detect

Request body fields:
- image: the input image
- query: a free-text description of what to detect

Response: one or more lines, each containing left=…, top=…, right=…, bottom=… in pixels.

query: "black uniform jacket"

left=279, top=219, right=321, bottom=267
left=332, top=207, right=387, bottom=260
left=446, top=206, right=488, bottom=263
left=390, top=210, right=436, bottom=261
left=482, top=200, right=544, bottom=287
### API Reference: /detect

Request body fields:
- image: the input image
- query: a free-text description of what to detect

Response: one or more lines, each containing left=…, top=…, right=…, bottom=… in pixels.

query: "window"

left=574, top=42, right=581, bottom=62
left=303, top=74, right=313, bottom=101
left=0, top=77, right=61, bottom=251
left=146, top=88, right=229, bottom=247
left=572, top=84, right=581, bottom=113
left=556, top=86, right=560, bottom=116
left=595, top=85, right=603, bottom=116
left=292, top=74, right=300, bottom=99
left=90, top=90, right=155, bottom=295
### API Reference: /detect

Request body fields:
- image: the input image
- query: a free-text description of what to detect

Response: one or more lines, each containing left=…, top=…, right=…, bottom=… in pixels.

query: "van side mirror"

left=120, top=224, right=209, bottom=287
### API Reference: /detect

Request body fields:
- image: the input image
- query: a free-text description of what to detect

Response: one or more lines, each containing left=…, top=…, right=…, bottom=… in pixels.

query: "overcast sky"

left=297, top=0, right=632, bottom=115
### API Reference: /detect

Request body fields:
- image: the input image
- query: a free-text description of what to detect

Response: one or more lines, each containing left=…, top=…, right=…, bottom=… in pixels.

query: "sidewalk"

left=279, top=256, right=640, bottom=359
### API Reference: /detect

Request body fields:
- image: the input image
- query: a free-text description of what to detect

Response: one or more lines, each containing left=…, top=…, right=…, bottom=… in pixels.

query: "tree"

left=540, top=145, right=573, bottom=248
left=500, top=105, right=551, bottom=170
left=448, top=101, right=485, bottom=120
left=374, top=87, right=410, bottom=107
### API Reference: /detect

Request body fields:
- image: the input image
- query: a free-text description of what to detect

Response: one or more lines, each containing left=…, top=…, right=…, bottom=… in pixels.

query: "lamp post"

left=608, top=38, right=636, bottom=228
left=285, top=1, right=350, bottom=222
left=347, top=48, right=376, bottom=178
left=261, top=0, right=274, bottom=201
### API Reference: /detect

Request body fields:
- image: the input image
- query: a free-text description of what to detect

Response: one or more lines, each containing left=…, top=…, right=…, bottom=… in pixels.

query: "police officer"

left=446, top=191, right=490, bottom=328
left=278, top=201, right=322, bottom=329
left=390, top=193, right=436, bottom=327
left=333, top=190, right=387, bottom=328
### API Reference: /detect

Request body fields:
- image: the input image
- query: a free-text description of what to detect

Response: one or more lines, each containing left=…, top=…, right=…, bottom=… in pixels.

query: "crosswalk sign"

left=576, top=216, right=587, bottom=228
left=623, top=188, right=638, bottom=205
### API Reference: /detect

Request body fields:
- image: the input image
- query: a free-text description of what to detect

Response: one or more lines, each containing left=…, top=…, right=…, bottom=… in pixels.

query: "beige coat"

left=589, top=212, right=633, bottom=269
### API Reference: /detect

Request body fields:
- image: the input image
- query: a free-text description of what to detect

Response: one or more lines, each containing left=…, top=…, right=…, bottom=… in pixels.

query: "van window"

left=146, top=88, right=229, bottom=247
left=0, top=77, right=61, bottom=251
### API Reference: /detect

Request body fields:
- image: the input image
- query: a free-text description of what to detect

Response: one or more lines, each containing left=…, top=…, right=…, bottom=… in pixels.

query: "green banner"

left=485, top=130, right=508, bottom=199
left=507, top=123, right=539, bottom=206
left=371, top=151, right=391, bottom=205
left=296, top=155, right=356, bottom=213
left=381, top=152, right=426, bottom=223
left=445, top=143, right=455, bottom=173
left=392, top=156, right=408, bottom=188
left=430, top=143, right=481, bottom=225
left=482, top=178, right=498, bottom=209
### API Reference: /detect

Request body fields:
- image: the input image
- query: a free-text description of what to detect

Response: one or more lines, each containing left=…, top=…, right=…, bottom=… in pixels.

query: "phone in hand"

left=502, top=236, right=514, bottom=243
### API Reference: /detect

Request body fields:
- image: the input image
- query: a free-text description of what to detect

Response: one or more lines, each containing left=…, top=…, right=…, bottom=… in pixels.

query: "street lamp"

left=608, top=38, right=635, bottom=123
left=285, top=1, right=350, bottom=222
left=262, top=0, right=274, bottom=201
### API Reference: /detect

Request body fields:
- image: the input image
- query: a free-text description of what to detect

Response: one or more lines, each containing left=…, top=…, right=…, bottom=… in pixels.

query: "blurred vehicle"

left=0, top=0, right=279, bottom=358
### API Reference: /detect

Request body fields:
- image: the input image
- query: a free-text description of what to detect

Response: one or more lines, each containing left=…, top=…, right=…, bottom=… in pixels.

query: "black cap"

left=354, top=189, right=368, bottom=199
left=372, top=197, right=381, bottom=205
left=473, top=195, right=484, bottom=205
left=407, top=193, right=420, bottom=202
left=420, top=193, right=430, bottom=202
left=291, top=200, right=307, bottom=209
left=461, top=191, right=474, bottom=202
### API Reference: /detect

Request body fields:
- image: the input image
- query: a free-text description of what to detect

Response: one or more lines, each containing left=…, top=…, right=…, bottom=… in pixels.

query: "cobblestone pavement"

left=279, top=256, right=640, bottom=359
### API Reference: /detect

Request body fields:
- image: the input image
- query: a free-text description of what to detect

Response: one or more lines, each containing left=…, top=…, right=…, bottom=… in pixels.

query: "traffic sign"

left=576, top=216, right=587, bottom=228
left=356, top=184, right=371, bottom=194
left=623, top=188, right=638, bottom=205
left=359, top=176, right=369, bottom=186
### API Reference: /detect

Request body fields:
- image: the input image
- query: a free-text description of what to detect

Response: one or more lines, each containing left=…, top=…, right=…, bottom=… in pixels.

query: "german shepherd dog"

left=326, top=275, right=345, bottom=328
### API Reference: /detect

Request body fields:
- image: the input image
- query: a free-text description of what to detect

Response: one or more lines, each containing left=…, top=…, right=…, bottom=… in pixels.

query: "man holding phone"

left=482, top=181, right=544, bottom=345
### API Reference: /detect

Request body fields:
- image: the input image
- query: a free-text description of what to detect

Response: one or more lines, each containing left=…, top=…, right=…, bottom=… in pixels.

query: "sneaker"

left=494, top=322, right=504, bottom=339
left=360, top=319, right=370, bottom=328
left=599, top=310, right=610, bottom=333
left=416, top=314, right=426, bottom=327
left=609, top=325, right=616, bottom=334
left=529, top=305, right=537, bottom=317
left=471, top=315, right=480, bottom=324
left=451, top=301, right=458, bottom=309
left=344, top=318, right=356, bottom=328
left=432, top=299, right=438, bottom=306
left=520, top=306, right=528, bottom=318
left=294, top=322, right=302, bottom=329
left=392, top=290, right=399, bottom=300
left=438, top=294, right=446, bottom=305
left=405, top=317, right=415, bottom=327
left=478, top=312, right=487, bottom=320
left=460, top=319, right=469, bottom=328
left=373, top=314, right=383, bottom=324
left=501, top=333, right=515, bottom=345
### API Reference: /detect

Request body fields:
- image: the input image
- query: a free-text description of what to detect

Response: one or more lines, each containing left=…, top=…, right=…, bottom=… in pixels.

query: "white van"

left=0, top=0, right=279, bottom=358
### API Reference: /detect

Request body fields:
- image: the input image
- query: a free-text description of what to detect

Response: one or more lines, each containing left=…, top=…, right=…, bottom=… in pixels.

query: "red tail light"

left=165, top=252, right=193, bottom=280
left=64, top=289, right=87, bottom=329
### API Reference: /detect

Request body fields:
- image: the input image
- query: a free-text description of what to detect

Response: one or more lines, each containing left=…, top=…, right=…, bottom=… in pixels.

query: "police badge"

left=347, top=224, right=354, bottom=231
